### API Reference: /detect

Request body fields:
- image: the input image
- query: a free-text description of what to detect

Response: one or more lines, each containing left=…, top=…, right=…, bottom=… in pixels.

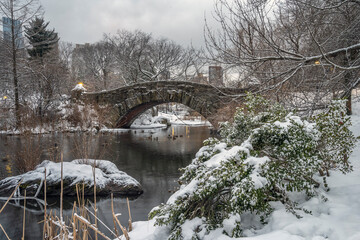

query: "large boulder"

left=0, top=159, right=143, bottom=197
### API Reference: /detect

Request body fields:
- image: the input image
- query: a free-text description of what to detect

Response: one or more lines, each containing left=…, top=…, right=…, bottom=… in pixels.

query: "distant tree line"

left=1, top=0, right=359, bottom=129
left=71, top=30, right=205, bottom=91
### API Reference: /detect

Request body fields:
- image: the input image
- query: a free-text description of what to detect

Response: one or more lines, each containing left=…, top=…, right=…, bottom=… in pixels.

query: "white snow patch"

left=182, top=218, right=204, bottom=239
left=204, top=144, right=249, bottom=168
left=166, top=178, right=199, bottom=204
left=1, top=159, right=140, bottom=190
left=245, top=156, right=269, bottom=189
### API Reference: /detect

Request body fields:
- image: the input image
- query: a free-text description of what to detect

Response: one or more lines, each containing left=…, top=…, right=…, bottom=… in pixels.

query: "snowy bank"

left=130, top=108, right=211, bottom=129
left=0, top=159, right=143, bottom=197
left=159, top=112, right=211, bottom=127
left=124, top=104, right=360, bottom=240
left=131, top=114, right=170, bottom=129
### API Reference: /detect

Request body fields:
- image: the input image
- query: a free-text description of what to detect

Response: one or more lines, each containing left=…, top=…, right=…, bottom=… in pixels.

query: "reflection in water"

left=0, top=126, right=211, bottom=239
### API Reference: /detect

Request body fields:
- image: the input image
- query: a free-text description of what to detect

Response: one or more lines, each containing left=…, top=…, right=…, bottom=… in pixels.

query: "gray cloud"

left=41, top=0, right=216, bottom=47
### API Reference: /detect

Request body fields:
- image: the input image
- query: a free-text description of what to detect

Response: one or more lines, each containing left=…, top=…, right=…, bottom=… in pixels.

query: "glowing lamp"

left=78, top=82, right=84, bottom=86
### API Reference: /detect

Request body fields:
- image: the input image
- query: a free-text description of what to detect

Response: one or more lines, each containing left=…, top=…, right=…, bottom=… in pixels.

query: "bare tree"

left=0, top=33, right=10, bottom=95
left=23, top=49, right=69, bottom=120
left=137, top=37, right=186, bottom=81
left=71, top=29, right=205, bottom=89
left=179, top=46, right=207, bottom=81
left=108, top=29, right=204, bottom=84
left=108, top=30, right=152, bottom=84
left=0, top=0, right=41, bottom=127
left=205, top=0, right=360, bottom=113
left=72, top=40, right=116, bottom=90
left=59, top=41, right=74, bottom=70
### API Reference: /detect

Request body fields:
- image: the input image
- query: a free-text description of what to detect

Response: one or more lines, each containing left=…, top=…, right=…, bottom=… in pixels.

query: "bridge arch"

left=117, top=101, right=212, bottom=128
left=79, top=81, right=249, bottom=129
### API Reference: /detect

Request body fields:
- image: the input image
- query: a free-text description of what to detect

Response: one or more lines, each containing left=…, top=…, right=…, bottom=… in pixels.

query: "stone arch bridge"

left=78, top=81, right=251, bottom=129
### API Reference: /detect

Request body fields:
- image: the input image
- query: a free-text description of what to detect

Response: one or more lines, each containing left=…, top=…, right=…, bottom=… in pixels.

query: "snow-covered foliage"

left=149, top=94, right=356, bottom=239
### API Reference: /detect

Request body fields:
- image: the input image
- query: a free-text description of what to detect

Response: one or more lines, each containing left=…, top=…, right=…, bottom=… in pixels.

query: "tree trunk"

left=346, top=93, right=352, bottom=115
left=151, top=107, right=158, bottom=117
left=103, top=69, right=107, bottom=90
left=10, top=0, right=20, bottom=129
left=344, top=49, right=356, bottom=115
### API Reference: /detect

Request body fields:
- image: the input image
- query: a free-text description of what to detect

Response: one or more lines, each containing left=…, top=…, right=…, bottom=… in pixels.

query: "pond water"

left=0, top=126, right=211, bottom=239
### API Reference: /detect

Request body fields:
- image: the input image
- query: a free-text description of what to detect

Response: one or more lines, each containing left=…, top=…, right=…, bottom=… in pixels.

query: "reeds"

left=0, top=179, right=23, bottom=239
left=0, top=153, right=134, bottom=240
left=22, top=190, right=26, bottom=240
left=14, top=133, right=43, bottom=173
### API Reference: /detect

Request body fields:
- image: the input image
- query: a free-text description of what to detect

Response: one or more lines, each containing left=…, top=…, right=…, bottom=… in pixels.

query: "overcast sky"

left=41, top=0, right=216, bottom=47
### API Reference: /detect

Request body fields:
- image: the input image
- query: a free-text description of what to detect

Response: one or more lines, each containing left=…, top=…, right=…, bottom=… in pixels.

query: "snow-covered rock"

left=0, top=159, right=143, bottom=197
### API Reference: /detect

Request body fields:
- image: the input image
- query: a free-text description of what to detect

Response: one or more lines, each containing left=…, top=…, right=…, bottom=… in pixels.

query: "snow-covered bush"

left=149, top=94, right=356, bottom=239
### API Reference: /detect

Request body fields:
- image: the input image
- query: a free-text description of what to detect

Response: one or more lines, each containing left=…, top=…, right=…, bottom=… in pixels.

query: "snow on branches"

left=149, top=93, right=356, bottom=240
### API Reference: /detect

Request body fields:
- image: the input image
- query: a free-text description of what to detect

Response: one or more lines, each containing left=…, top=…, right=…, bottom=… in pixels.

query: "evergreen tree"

left=24, top=17, right=62, bottom=118
left=25, top=17, right=59, bottom=59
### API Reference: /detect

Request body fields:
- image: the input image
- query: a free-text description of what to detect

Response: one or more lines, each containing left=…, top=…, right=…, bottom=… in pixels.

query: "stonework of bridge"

left=78, top=81, right=250, bottom=129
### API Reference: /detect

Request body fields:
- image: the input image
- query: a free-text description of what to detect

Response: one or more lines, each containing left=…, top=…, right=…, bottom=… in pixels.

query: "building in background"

left=208, top=66, right=223, bottom=87
left=159, top=70, right=171, bottom=80
left=2, top=17, right=24, bottom=48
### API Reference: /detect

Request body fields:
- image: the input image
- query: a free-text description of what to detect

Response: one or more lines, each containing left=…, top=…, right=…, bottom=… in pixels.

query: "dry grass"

left=40, top=153, right=133, bottom=240
left=72, top=133, right=111, bottom=161
left=93, top=103, right=119, bottom=128
left=13, top=133, right=43, bottom=173
left=0, top=179, right=23, bottom=239
left=65, top=102, right=118, bottom=130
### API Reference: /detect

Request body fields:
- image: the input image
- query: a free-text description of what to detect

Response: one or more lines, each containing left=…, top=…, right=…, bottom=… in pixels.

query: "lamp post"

left=71, top=83, right=87, bottom=101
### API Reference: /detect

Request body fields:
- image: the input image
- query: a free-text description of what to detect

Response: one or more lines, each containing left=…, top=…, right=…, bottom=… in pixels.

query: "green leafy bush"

left=149, top=94, right=356, bottom=239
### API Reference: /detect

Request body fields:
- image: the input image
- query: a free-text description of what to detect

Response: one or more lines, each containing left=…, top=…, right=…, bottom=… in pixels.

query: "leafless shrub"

left=72, top=134, right=111, bottom=161
left=14, top=134, right=43, bottom=173
left=93, top=103, right=119, bottom=128
left=65, top=104, right=84, bottom=128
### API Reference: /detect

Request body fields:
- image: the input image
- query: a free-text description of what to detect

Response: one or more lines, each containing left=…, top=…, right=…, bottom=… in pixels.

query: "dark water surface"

left=0, top=126, right=211, bottom=239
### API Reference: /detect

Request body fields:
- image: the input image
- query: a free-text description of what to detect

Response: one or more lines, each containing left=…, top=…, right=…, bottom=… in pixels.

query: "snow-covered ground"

left=125, top=101, right=360, bottom=240
left=130, top=110, right=211, bottom=129
left=159, top=112, right=211, bottom=126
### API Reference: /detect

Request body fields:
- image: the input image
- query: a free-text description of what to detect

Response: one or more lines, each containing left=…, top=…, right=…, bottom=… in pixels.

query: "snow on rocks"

left=0, top=159, right=143, bottom=197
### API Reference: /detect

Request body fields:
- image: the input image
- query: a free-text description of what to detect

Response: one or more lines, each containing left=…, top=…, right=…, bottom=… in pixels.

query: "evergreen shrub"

left=149, top=94, right=356, bottom=239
